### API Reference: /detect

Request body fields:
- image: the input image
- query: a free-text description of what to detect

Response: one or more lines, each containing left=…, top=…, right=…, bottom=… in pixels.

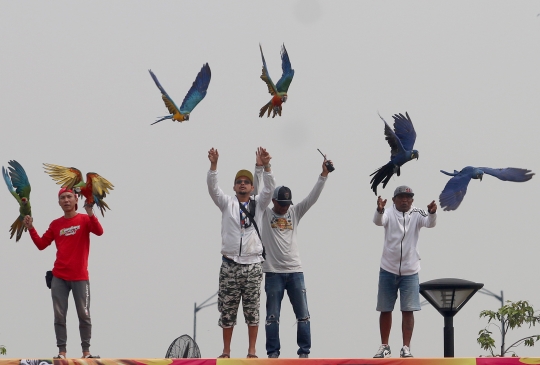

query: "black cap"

left=273, top=186, right=293, bottom=205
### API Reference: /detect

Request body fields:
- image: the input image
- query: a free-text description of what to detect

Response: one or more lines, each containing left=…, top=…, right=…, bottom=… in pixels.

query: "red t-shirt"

left=29, top=214, right=103, bottom=281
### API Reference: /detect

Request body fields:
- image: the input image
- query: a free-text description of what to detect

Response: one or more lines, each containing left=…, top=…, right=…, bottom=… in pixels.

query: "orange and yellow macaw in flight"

left=43, top=163, right=114, bottom=216
left=259, top=44, right=295, bottom=118
left=149, top=63, right=211, bottom=125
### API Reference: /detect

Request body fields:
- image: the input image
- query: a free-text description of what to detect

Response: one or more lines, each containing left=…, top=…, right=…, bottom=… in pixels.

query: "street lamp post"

left=193, top=291, right=218, bottom=343
left=420, top=278, right=484, bottom=357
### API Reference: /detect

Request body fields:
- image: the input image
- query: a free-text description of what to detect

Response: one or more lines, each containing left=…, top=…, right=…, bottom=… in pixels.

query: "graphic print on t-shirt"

left=270, top=213, right=293, bottom=231
left=60, top=225, right=80, bottom=236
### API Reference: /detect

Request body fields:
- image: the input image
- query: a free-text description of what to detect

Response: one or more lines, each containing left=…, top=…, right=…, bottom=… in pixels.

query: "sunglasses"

left=235, top=179, right=252, bottom=185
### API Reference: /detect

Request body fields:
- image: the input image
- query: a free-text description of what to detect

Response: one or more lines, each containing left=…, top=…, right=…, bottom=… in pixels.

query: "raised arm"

left=207, top=147, right=228, bottom=209
left=373, top=196, right=388, bottom=226
left=294, top=158, right=332, bottom=219
left=252, top=148, right=264, bottom=196
left=255, top=147, right=275, bottom=209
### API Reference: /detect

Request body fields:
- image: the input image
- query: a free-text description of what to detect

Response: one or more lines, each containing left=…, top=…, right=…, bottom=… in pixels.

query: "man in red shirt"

left=24, top=188, right=103, bottom=359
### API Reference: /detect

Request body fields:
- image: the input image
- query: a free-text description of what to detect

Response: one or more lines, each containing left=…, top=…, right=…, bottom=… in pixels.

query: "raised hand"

left=377, top=196, right=387, bottom=213
left=208, top=147, right=219, bottom=165
left=427, top=200, right=437, bottom=214
left=257, top=147, right=272, bottom=168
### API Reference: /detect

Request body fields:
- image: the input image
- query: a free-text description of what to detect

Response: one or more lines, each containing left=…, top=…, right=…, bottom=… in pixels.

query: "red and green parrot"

left=2, top=160, right=31, bottom=241
left=43, top=163, right=114, bottom=216
left=149, top=63, right=211, bottom=125
left=258, top=44, right=295, bottom=118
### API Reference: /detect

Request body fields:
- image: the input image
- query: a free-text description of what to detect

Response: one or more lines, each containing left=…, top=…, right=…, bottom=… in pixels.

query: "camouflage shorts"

left=218, top=260, right=263, bottom=328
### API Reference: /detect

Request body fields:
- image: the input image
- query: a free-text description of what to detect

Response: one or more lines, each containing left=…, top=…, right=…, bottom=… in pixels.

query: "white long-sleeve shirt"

left=373, top=204, right=437, bottom=276
left=207, top=169, right=275, bottom=264
left=260, top=175, right=327, bottom=273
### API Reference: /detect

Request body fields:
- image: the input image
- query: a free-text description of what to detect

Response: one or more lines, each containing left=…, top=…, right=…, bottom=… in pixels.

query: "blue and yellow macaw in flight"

left=259, top=43, right=295, bottom=118
left=149, top=63, right=211, bottom=125
left=2, top=160, right=31, bottom=242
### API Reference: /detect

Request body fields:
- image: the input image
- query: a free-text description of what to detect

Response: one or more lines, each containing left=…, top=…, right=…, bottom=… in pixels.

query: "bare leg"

left=379, top=311, right=392, bottom=344
left=402, top=311, right=414, bottom=347
left=222, top=327, right=234, bottom=356
left=248, top=325, right=259, bottom=355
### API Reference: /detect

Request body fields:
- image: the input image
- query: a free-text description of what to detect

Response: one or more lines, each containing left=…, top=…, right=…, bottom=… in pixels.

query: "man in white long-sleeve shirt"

left=207, top=147, right=275, bottom=359
left=372, top=185, right=437, bottom=359
left=255, top=158, right=333, bottom=359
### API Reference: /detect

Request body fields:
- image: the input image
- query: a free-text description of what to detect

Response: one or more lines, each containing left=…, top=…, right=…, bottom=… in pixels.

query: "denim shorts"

left=376, top=268, right=421, bottom=312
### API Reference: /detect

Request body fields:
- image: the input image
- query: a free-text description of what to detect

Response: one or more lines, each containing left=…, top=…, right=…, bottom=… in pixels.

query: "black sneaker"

left=373, top=344, right=391, bottom=358
left=299, top=354, right=309, bottom=358
left=268, top=353, right=279, bottom=358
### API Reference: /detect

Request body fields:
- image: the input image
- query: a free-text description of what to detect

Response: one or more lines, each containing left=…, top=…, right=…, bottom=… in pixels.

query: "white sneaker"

left=373, top=344, right=391, bottom=358
left=400, top=345, right=413, bottom=358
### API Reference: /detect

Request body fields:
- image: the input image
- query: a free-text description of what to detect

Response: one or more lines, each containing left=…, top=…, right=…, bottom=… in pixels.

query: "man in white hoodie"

left=372, top=185, right=437, bottom=359
left=207, top=146, right=275, bottom=359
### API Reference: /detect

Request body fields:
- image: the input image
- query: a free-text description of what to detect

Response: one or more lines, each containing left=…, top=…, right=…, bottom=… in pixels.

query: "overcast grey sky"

left=1, top=0, right=539, bottom=359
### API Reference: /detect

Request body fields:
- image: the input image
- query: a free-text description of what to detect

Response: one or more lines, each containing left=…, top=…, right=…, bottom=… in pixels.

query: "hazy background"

left=1, top=0, right=539, bottom=359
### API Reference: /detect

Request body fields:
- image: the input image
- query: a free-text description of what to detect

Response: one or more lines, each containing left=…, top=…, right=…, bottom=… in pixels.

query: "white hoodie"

left=207, top=169, right=275, bottom=264
left=373, top=204, right=436, bottom=276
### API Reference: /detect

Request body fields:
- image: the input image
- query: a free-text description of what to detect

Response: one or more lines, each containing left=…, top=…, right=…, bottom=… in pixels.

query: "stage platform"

left=1, top=358, right=539, bottom=365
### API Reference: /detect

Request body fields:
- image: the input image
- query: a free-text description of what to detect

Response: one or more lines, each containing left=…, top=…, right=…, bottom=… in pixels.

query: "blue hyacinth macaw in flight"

left=439, top=166, right=534, bottom=211
left=259, top=44, right=295, bottom=118
left=370, top=112, right=419, bottom=195
left=149, top=63, right=211, bottom=125
left=2, top=160, right=31, bottom=242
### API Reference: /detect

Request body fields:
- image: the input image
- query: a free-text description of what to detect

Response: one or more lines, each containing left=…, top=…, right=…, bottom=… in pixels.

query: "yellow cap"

left=234, top=169, right=253, bottom=184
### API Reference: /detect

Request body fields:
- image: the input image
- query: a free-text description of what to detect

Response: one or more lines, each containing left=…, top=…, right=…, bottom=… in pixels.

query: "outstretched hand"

left=321, top=155, right=333, bottom=177
left=427, top=200, right=437, bottom=214
left=377, top=196, right=387, bottom=213
left=208, top=148, right=219, bottom=170
left=257, top=147, right=272, bottom=168
left=255, top=149, right=263, bottom=166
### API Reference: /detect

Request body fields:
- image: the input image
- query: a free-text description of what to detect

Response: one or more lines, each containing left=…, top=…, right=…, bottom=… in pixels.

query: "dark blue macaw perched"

left=2, top=160, right=32, bottom=241
left=439, top=166, right=534, bottom=211
left=370, top=112, right=419, bottom=195
left=149, top=63, right=211, bottom=125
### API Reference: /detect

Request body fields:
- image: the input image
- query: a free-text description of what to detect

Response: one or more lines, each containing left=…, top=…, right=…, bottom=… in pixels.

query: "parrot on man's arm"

left=149, top=63, right=211, bottom=125
left=43, top=163, right=114, bottom=217
left=258, top=44, right=294, bottom=118
left=2, top=160, right=31, bottom=241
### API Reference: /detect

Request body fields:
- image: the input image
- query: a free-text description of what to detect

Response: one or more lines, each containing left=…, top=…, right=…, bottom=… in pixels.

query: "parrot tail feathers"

left=259, top=102, right=271, bottom=118
left=151, top=115, right=172, bottom=125
left=9, top=216, right=26, bottom=242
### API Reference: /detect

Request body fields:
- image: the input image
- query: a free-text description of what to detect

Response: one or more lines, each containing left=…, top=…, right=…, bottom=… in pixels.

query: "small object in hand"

left=317, top=149, right=335, bottom=172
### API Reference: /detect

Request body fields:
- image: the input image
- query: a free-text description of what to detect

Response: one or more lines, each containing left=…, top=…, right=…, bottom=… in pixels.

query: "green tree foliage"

left=478, top=300, right=540, bottom=356
left=0, top=345, right=5, bottom=355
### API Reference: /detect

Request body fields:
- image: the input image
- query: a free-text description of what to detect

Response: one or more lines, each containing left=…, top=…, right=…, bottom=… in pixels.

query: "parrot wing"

left=148, top=69, right=181, bottom=116
left=275, top=44, right=294, bottom=93
left=479, top=167, right=535, bottom=182
left=6, top=160, right=31, bottom=201
left=87, top=172, right=114, bottom=216
left=392, top=112, right=417, bottom=152
left=43, top=163, right=84, bottom=189
left=439, top=171, right=474, bottom=211
left=3, top=165, right=22, bottom=204
left=378, top=113, right=405, bottom=158
left=259, top=44, right=279, bottom=96
left=179, top=63, right=211, bottom=114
